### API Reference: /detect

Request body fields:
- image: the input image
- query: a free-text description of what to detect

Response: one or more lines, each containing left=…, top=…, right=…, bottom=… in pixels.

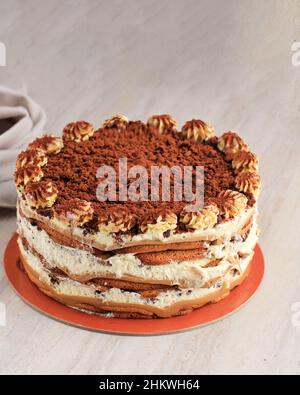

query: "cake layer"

left=21, top=214, right=253, bottom=265
left=19, top=198, right=255, bottom=251
left=18, top=211, right=258, bottom=288
left=18, top=240, right=253, bottom=318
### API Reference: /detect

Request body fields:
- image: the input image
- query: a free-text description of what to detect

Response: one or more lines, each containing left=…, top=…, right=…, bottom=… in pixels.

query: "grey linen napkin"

left=0, top=86, right=46, bottom=207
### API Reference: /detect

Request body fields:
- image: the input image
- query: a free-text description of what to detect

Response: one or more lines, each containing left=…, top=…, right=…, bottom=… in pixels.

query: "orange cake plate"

left=4, top=233, right=264, bottom=335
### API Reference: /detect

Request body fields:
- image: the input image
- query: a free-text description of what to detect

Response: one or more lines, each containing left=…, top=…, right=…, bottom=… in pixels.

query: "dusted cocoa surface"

left=41, top=121, right=235, bottom=230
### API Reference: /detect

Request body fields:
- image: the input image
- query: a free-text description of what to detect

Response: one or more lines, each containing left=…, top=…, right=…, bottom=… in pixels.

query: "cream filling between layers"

left=18, top=214, right=258, bottom=288
left=19, top=197, right=256, bottom=250
left=205, top=215, right=258, bottom=259
left=18, top=239, right=252, bottom=309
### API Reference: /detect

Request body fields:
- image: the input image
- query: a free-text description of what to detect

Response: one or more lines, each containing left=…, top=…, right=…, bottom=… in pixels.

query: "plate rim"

left=3, top=233, right=265, bottom=336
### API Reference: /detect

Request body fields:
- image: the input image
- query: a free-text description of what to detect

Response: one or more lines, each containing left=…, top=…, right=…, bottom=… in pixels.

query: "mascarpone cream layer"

left=18, top=239, right=252, bottom=309
left=18, top=213, right=258, bottom=288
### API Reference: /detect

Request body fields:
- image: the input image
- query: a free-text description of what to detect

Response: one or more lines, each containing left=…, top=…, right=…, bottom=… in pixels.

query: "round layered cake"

left=15, top=114, right=261, bottom=318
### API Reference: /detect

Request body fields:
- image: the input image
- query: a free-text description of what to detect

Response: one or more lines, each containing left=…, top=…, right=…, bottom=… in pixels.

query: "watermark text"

left=291, top=41, right=300, bottom=67
left=291, top=302, right=300, bottom=327
left=0, top=42, right=6, bottom=66
left=96, top=158, right=204, bottom=212
left=0, top=302, right=6, bottom=326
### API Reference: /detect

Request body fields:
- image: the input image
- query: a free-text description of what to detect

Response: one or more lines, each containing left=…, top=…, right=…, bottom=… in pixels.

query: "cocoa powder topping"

left=38, top=120, right=246, bottom=232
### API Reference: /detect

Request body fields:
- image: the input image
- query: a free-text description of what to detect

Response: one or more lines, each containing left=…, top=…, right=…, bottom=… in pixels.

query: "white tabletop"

left=1, top=0, right=300, bottom=375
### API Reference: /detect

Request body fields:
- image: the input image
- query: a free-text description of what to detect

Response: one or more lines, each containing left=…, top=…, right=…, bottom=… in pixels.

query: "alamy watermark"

left=0, top=42, right=6, bottom=66
left=0, top=302, right=6, bottom=327
left=290, top=277, right=300, bottom=327
left=96, top=158, right=204, bottom=212
left=291, top=41, right=300, bottom=67
left=291, top=302, right=300, bottom=327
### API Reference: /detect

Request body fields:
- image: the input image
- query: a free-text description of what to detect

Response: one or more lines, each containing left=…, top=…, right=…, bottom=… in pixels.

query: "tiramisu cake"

left=15, top=114, right=261, bottom=318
